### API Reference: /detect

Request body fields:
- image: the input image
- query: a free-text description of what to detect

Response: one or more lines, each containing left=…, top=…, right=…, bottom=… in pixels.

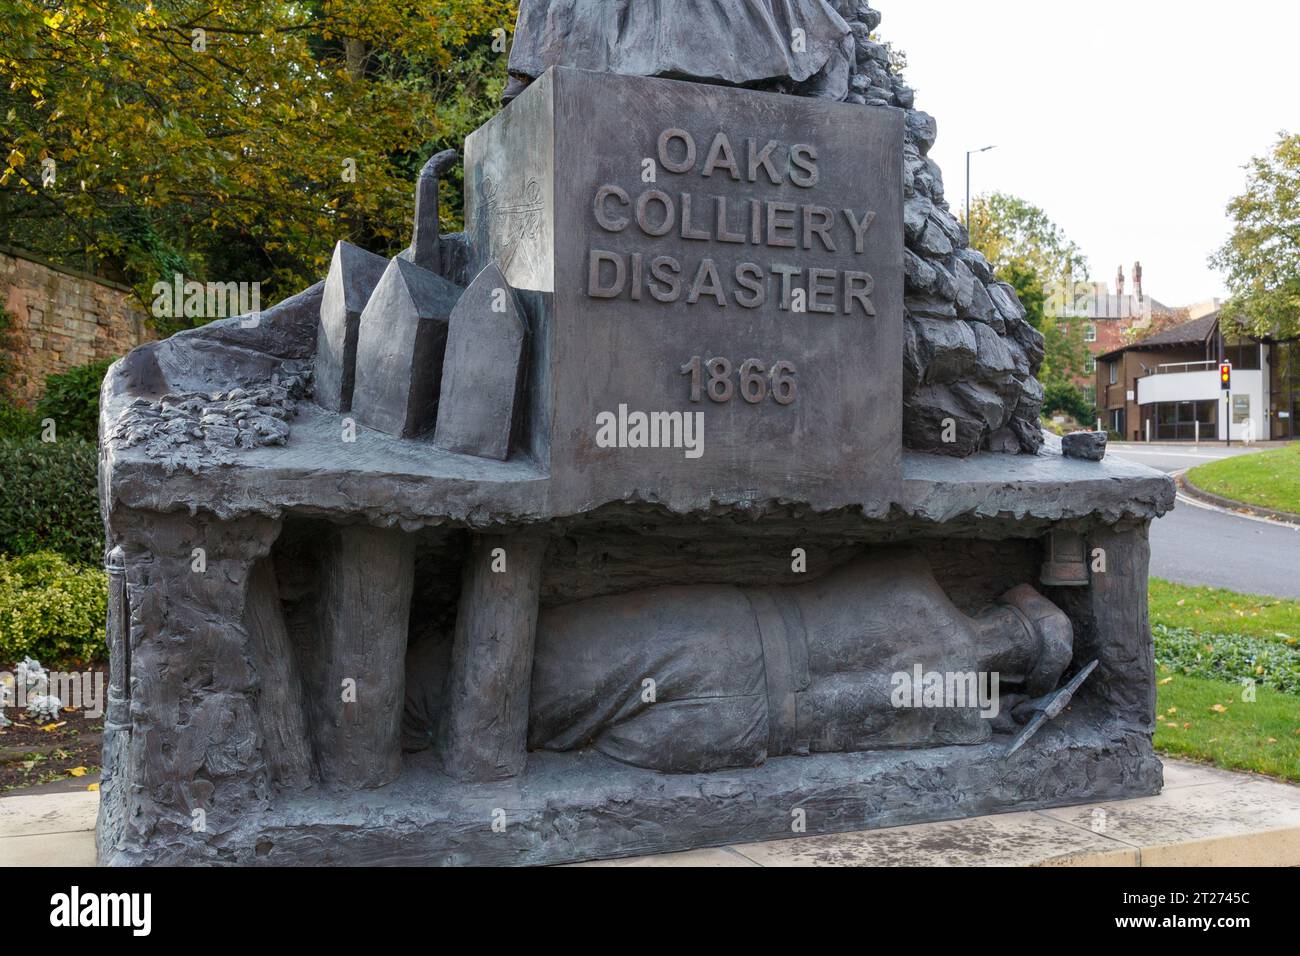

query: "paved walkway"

left=2, top=760, right=1298, bottom=866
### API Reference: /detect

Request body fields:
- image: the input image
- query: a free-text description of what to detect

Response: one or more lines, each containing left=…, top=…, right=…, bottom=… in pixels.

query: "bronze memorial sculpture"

left=96, top=1, right=1174, bottom=865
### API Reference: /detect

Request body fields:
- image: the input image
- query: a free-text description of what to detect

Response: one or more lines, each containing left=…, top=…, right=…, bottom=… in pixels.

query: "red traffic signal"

left=1219, top=362, right=1232, bottom=390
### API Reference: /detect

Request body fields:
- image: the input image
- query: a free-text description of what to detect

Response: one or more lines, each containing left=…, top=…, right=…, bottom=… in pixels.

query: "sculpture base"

left=95, top=295, right=1175, bottom=867
left=98, top=715, right=1160, bottom=866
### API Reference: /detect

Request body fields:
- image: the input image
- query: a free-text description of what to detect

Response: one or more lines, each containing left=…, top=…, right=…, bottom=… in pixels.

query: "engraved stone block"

left=350, top=257, right=463, bottom=439
left=434, top=262, right=528, bottom=460
left=465, top=68, right=904, bottom=513
left=315, top=241, right=390, bottom=413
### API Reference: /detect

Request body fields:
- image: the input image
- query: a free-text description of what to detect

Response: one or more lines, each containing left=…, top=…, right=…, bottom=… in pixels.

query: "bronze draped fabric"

left=507, top=0, right=852, bottom=87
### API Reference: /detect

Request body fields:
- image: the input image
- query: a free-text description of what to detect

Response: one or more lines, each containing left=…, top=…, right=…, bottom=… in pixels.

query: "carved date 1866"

left=680, top=356, right=797, bottom=405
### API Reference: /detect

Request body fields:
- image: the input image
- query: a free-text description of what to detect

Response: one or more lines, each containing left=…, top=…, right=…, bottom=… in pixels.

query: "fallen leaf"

left=1159, top=677, right=1174, bottom=685
left=86, top=783, right=99, bottom=792
left=68, top=766, right=88, bottom=777
left=1210, top=704, right=1228, bottom=714
left=1164, top=722, right=1178, bottom=728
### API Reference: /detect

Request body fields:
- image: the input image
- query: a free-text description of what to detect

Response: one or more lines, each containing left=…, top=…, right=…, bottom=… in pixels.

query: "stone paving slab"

left=725, top=811, right=1139, bottom=867
left=1039, top=775, right=1300, bottom=867
left=573, top=847, right=759, bottom=868
left=0, top=830, right=97, bottom=867
left=0, top=789, right=99, bottom=840
left=3, top=761, right=1298, bottom=867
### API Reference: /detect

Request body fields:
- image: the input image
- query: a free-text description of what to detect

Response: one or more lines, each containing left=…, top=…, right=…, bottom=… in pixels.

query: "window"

left=1150, top=400, right=1216, bottom=440
left=1082, top=385, right=1096, bottom=404
left=1223, top=340, right=1261, bottom=371
left=1085, top=323, right=1097, bottom=343
left=1084, top=357, right=1095, bottom=374
left=1108, top=362, right=1118, bottom=385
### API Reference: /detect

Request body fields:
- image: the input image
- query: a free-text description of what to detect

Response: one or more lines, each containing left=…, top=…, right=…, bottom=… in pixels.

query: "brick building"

left=1053, top=263, right=1178, bottom=405
left=1095, top=310, right=1298, bottom=442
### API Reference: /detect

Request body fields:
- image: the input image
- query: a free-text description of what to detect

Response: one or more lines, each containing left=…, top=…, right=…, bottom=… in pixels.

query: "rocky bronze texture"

left=97, top=1, right=1171, bottom=867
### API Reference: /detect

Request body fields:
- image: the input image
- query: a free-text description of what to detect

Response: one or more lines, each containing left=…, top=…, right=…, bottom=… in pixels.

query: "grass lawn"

left=1149, top=578, right=1300, bottom=640
left=1185, top=442, right=1300, bottom=515
left=1148, top=577, right=1300, bottom=781
left=1155, top=671, right=1300, bottom=781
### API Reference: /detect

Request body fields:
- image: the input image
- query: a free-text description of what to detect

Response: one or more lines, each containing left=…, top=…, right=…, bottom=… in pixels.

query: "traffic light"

left=1220, top=362, right=1232, bottom=390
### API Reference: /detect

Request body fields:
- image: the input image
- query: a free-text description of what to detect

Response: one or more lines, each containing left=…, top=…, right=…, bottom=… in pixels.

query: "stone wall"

left=0, top=245, right=153, bottom=406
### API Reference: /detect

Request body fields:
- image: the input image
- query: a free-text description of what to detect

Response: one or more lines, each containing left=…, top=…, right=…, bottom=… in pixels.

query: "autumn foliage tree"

left=965, top=191, right=1093, bottom=390
left=1211, top=132, right=1300, bottom=342
left=0, top=0, right=516, bottom=330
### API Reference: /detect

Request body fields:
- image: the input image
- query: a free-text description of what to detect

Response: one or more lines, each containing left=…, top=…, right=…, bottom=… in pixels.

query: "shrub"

left=0, top=399, right=41, bottom=440
left=36, top=358, right=114, bottom=442
left=0, top=437, right=102, bottom=564
left=1154, top=624, right=1300, bottom=695
left=1041, top=381, right=1098, bottom=427
left=0, top=552, right=107, bottom=667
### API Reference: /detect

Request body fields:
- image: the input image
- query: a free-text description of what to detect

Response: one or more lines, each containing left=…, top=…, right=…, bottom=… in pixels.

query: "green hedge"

left=0, top=399, right=41, bottom=438
left=36, top=358, right=112, bottom=442
left=0, top=551, right=107, bottom=666
left=0, top=437, right=102, bottom=565
left=1042, top=381, right=1098, bottom=427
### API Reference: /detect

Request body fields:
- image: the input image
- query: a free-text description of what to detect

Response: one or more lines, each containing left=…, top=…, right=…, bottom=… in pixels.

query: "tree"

left=997, top=260, right=1087, bottom=388
left=965, top=192, right=1089, bottom=294
left=1211, top=132, right=1300, bottom=341
left=965, top=192, right=1093, bottom=389
left=0, top=0, right=516, bottom=331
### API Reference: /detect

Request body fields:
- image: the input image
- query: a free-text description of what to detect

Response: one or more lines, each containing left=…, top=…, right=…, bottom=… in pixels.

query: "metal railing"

left=1149, top=360, right=1217, bottom=375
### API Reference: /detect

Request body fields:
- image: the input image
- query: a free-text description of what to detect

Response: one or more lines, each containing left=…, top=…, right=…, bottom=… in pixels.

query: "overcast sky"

left=878, top=0, right=1298, bottom=307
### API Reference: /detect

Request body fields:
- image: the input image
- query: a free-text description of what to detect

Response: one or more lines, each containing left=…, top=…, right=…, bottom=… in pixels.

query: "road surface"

left=1107, top=443, right=1300, bottom=600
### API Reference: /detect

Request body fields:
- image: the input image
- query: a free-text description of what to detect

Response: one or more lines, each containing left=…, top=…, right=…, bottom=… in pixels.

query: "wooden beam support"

left=439, top=531, right=547, bottom=782
left=310, top=524, right=416, bottom=788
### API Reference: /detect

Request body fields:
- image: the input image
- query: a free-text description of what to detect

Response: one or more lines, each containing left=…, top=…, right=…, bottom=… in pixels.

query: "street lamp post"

left=966, top=145, right=996, bottom=240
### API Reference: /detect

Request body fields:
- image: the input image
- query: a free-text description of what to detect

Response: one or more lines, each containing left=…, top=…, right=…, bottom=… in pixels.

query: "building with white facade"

left=1095, top=311, right=1297, bottom=442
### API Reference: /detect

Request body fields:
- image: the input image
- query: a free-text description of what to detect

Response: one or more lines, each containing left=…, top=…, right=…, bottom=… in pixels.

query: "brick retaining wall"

left=0, top=245, right=154, bottom=406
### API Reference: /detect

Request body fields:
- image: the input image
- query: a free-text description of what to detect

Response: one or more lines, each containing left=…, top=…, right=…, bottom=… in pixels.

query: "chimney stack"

left=1133, top=261, right=1143, bottom=300
left=1116, top=265, right=1125, bottom=297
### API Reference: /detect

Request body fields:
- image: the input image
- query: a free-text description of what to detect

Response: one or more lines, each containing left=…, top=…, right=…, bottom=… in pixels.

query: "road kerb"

left=1175, top=472, right=1300, bottom=528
